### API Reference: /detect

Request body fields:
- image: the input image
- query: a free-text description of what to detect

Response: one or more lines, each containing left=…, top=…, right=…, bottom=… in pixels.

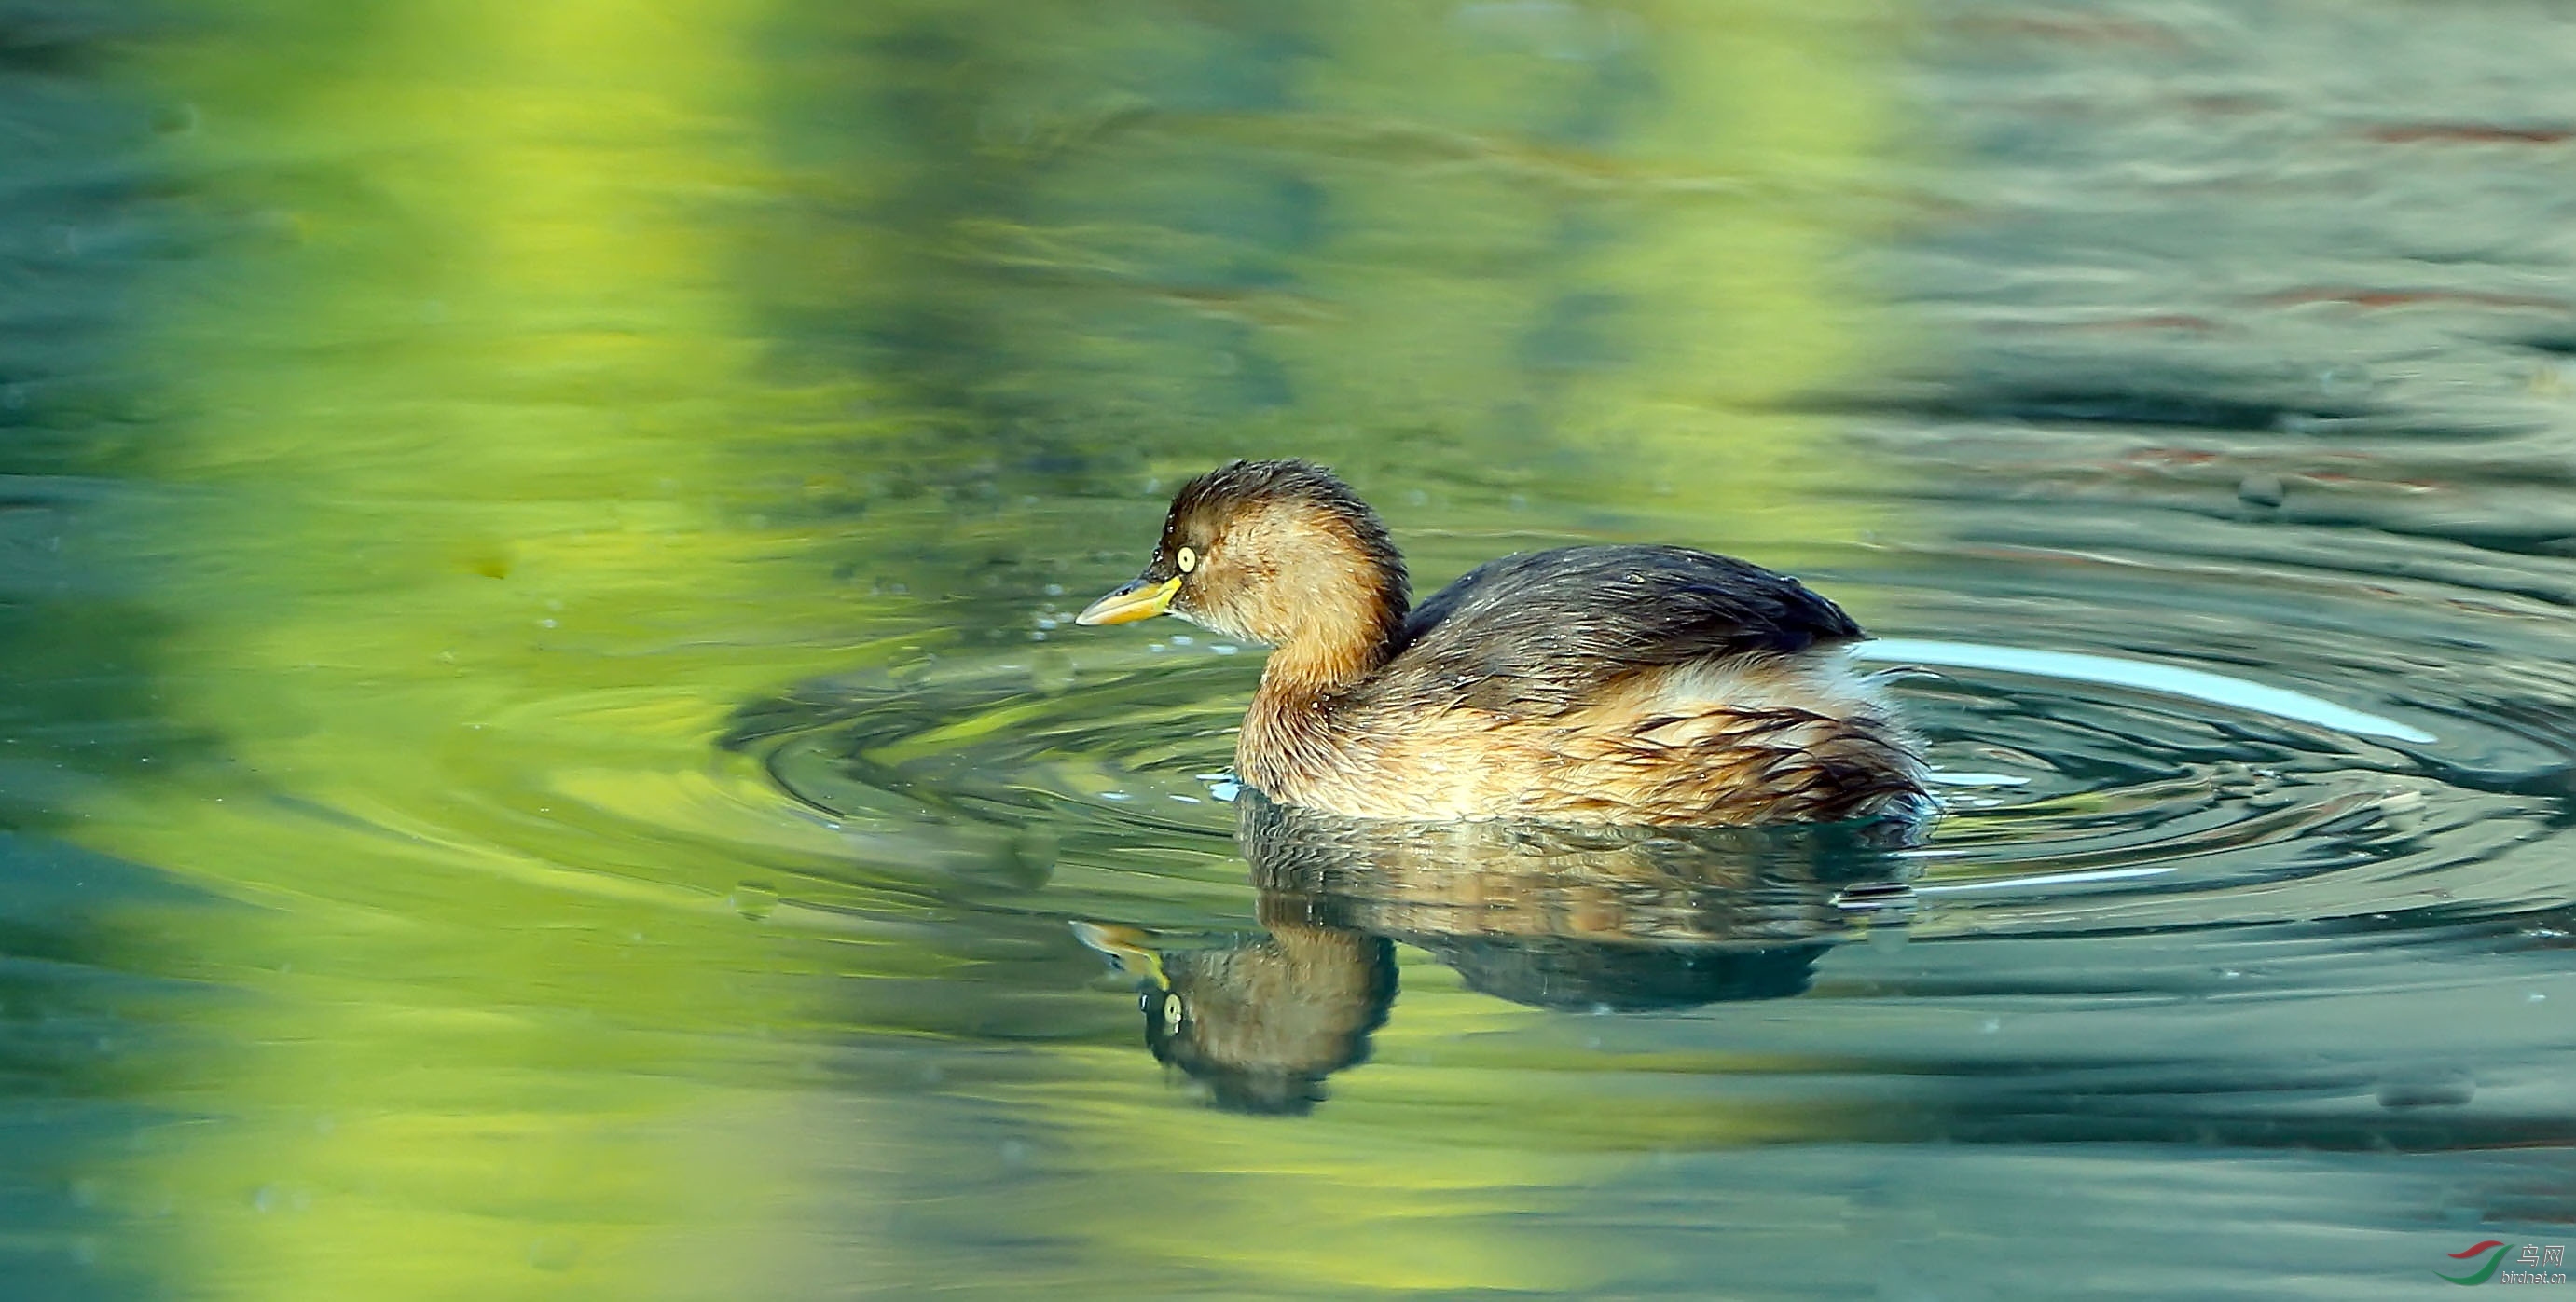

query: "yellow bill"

left=1074, top=575, right=1180, bottom=625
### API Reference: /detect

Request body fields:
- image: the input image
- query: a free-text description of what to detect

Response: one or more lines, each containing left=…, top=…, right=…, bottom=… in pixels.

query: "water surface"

left=3, top=2, right=2573, bottom=1298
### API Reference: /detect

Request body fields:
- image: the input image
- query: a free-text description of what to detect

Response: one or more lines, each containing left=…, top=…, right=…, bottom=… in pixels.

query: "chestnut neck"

left=1253, top=560, right=1407, bottom=700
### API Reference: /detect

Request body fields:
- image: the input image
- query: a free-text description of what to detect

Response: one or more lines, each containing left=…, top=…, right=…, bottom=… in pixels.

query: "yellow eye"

left=1162, top=994, right=1185, bottom=1035
left=1175, top=546, right=1197, bottom=574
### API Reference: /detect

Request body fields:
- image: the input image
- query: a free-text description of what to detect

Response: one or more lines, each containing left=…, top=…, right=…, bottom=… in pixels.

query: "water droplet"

left=731, top=883, right=778, bottom=921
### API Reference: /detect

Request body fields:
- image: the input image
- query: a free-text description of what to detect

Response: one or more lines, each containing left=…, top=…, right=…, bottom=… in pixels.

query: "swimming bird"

left=1077, top=459, right=1925, bottom=826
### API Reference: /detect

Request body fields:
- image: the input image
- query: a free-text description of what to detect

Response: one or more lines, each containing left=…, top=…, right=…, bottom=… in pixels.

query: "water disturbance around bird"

left=4, top=2, right=2574, bottom=1299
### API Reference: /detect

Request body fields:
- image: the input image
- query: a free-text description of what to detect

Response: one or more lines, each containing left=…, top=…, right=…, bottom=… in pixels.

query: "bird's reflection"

left=1080, top=792, right=1917, bottom=1113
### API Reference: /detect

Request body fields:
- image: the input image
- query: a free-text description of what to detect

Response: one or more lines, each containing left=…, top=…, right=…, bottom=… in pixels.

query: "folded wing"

left=1372, top=545, right=1866, bottom=718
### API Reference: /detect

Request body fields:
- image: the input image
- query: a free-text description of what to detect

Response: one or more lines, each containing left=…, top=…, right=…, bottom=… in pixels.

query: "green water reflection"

left=8, top=1, right=1899, bottom=1297
left=91, top=3, right=890, bottom=1297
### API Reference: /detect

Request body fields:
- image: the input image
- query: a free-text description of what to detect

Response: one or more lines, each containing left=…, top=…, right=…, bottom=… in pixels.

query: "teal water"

left=3, top=2, right=2573, bottom=1298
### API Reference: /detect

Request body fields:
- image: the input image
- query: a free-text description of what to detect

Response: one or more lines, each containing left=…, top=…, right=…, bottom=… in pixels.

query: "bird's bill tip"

left=1074, top=576, right=1180, bottom=625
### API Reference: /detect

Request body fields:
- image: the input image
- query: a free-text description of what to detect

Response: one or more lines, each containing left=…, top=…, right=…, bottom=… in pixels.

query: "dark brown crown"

left=1164, top=459, right=1409, bottom=610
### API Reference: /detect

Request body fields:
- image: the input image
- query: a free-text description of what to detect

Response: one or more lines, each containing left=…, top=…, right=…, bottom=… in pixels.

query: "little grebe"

left=1076, top=459, right=1926, bottom=826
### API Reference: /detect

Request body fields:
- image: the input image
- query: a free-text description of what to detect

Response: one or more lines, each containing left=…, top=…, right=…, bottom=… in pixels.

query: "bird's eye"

left=1175, top=545, right=1197, bottom=574
left=1162, top=994, right=1185, bottom=1035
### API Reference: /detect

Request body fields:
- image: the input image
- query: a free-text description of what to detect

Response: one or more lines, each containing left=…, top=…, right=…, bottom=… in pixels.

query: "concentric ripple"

left=735, top=541, right=2576, bottom=948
